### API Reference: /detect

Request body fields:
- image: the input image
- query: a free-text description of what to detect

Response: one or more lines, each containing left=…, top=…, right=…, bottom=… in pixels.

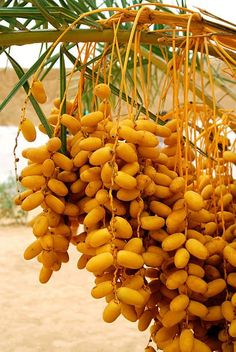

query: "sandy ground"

left=0, top=225, right=150, bottom=352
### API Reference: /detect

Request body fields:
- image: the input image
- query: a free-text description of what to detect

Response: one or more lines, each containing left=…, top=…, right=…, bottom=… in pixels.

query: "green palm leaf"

left=4, top=51, right=53, bottom=137
left=0, top=0, right=235, bottom=135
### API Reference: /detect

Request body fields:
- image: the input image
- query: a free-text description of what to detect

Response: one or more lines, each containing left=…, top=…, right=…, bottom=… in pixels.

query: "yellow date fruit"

left=179, top=329, right=194, bottom=352
left=117, top=250, right=144, bottom=269
left=185, top=239, right=209, bottom=260
left=94, top=84, right=111, bottom=100
left=170, top=294, right=189, bottom=312
left=117, top=287, right=144, bottom=307
left=86, top=252, right=114, bottom=273
left=31, top=80, right=47, bottom=104
left=21, top=118, right=36, bottom=142
left=91, top=281, right=113, bottom=299
left=103, top=299, right=121, bottom=323
left=21, top=190, right=44, bottom=211
left=162, top=233, right=186, bottom=251
left=47, top=178, right=68, bottom=197
left=24, top=239, right=43, bottom=260
left=184, top=190, right=204, bottom=211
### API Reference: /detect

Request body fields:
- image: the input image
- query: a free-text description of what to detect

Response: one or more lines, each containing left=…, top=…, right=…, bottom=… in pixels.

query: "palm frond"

left=0, top=0, right=235, bottom=126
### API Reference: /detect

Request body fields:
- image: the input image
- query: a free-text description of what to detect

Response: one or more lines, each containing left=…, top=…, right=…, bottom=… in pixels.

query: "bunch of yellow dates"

left=15, top=81, right=236, bottom=352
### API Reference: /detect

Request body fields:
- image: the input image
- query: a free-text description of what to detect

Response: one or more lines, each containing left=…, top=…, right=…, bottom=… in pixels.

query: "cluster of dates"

left=15, top=82, right=236, bottom=352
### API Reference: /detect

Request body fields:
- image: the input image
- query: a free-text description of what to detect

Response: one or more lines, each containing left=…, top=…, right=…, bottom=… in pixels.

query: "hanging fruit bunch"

left=14, top=4, right=236, bottom=352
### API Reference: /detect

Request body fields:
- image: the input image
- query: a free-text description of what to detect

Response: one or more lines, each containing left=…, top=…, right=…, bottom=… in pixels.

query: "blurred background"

left=0, top=0, right=235, bottom=351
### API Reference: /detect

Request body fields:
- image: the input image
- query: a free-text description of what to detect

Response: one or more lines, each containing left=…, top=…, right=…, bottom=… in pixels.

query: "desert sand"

left=0, top=225, right=151, bottom=352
